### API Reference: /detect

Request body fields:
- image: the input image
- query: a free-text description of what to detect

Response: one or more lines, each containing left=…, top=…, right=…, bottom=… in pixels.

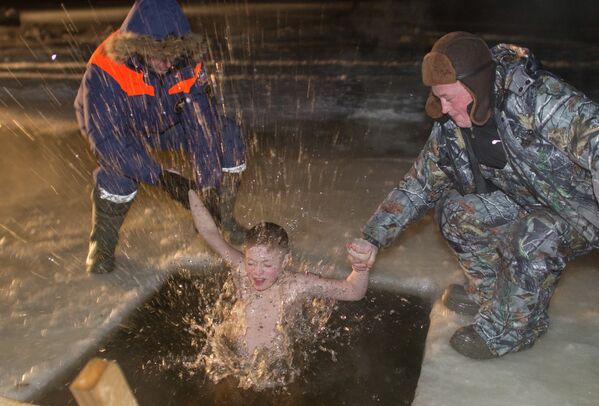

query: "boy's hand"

left=346, top=238, right=378, bottom=272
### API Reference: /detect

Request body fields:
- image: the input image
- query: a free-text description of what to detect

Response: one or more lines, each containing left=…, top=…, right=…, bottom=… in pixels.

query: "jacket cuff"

left=362, top=234, right=382, bottom=249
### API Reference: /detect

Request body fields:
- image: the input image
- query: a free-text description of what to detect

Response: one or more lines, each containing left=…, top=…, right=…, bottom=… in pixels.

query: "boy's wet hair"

left=244, top=222, right=289, bottom=251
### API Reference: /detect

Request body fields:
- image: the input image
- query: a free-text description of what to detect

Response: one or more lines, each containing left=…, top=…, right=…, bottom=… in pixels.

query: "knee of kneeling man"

left=436, top=198, right=469, bottom=234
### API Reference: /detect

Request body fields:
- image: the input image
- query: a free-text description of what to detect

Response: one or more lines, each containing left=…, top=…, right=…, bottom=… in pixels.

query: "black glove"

left=156, top=170, right=196, bottom=209
left=199, top=187, right=221, bottom=225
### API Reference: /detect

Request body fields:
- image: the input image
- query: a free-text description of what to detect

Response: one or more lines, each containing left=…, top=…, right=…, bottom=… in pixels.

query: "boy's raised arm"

left=188, top=190, right=243, bottom=268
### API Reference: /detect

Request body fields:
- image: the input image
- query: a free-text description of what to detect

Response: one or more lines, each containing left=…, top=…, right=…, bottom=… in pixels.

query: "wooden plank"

left=69, top=358, right=138, bottom=406
left=0, top=396, right=36, bottom=406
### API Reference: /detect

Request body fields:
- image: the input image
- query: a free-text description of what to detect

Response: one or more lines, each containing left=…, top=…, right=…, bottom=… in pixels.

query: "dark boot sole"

left=450, top=325, right=497, bottom=360
left=442, top=284, right=479, bottom=316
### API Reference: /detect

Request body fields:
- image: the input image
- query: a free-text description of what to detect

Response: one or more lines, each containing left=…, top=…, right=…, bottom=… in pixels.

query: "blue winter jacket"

left=74, top=0, right=223, bottom=186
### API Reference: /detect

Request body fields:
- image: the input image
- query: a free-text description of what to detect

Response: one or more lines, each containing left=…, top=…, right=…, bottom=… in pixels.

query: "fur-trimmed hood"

left=104, top=0, right=207, bottom=63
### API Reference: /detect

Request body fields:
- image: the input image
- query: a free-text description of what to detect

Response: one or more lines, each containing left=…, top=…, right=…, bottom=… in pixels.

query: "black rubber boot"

left=86, top=188, right=133, bottom=274
left=450, top=325, right=497, bottom=360
left=442, top=284, right=480, bottom=316
left=219, top=172, right=247, bottom=245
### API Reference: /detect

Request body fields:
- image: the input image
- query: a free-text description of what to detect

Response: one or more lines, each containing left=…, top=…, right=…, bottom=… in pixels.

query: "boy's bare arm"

left=188, top=190, right=243, bottom=268
left=298, top=266, right=369, bottom=301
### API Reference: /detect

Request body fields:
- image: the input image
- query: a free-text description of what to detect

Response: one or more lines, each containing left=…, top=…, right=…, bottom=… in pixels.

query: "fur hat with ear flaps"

left=104, top=0, right=207, bottom=63
left=422, top=32, right=496, bottom=126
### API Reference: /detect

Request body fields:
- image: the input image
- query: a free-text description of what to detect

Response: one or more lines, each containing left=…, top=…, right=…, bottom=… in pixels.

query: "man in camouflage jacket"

left=347, top=32, right=599, bottom=358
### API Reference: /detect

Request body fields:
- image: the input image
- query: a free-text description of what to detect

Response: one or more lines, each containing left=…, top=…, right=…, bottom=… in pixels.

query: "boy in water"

left=188, top=190, right=370, bottom=358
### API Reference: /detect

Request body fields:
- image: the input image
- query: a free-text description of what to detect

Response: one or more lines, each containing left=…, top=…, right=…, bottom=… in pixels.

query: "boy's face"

left=244, top=245, right=288, bottom=291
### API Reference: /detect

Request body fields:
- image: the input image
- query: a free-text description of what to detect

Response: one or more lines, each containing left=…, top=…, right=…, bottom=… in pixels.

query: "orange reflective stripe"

left=89, top=32, right=155, bottom=97
left=168, top=63, right=203, bottom=95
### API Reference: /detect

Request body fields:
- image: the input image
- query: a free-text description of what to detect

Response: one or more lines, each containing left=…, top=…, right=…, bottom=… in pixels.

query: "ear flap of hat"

left=461, top=63, right=495, bottom=126
left=425, top=92, right=443, bottom=120
left=422, top=52, right=457, bottom=87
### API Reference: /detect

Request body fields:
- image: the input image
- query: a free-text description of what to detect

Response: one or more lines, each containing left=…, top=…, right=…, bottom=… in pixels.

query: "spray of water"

left=180, top=261, right=336, bottom=391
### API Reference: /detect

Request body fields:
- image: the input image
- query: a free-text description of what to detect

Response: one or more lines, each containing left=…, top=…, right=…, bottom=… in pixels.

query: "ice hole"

left=37, top=269, right=430, bottom=405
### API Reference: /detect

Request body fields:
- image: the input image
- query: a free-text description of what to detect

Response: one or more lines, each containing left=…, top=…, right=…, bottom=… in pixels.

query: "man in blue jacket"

left=75, top=0, right=247, bottom=274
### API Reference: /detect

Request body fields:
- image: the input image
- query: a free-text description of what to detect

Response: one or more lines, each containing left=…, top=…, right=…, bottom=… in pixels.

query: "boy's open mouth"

left=252, top=277, right=266, bottom=286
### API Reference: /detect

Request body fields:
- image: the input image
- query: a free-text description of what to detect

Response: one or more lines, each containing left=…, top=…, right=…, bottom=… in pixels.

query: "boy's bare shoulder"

left=281, top=270, right=321, bottom=295
left=277, top=270, right=307, bottom=301
left=284, top=269, right=318, bottom=282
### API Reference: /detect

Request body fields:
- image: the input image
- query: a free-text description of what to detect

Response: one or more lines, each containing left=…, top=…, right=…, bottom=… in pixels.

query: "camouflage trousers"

left=436, top=189, right=593, bottom=356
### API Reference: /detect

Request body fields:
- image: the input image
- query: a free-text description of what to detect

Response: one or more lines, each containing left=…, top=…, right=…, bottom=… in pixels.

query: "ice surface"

left=415, top=258, right=599, bottom=406
left=1, top=1, right=599, bottom=404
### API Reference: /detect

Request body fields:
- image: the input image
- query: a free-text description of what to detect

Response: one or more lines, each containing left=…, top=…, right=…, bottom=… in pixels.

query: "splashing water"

left=108, top=265, right=337, bottom=392
left=181, top=263, right=336, bottom=391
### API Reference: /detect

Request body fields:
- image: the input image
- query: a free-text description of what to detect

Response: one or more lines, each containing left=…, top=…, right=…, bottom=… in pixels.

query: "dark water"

left=37, top=270, right=430, bottom=406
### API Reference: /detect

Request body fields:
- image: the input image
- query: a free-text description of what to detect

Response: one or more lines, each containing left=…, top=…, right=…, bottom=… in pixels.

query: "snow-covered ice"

left=1, top=1, right=598, bottom=404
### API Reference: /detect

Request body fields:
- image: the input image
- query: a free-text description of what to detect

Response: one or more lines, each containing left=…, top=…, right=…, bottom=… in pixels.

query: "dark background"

left=3, top=0, right=599, bottom=43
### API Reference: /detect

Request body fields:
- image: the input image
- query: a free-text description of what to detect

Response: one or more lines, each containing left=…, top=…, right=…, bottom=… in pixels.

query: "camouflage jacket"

left=363, top=44, right=599, bottom=248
